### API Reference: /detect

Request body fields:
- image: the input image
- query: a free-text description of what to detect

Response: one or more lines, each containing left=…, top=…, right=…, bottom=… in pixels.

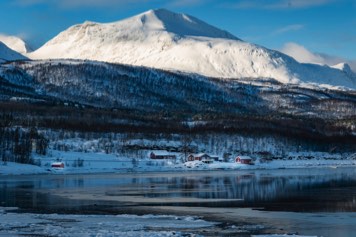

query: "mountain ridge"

left=0, top=41, right=28, bottom=61
left=0, top=34, right=32, bottom=54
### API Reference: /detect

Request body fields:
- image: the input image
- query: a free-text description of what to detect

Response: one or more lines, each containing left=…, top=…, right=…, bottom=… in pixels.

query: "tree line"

left=0, top=126, right=48, bottom=165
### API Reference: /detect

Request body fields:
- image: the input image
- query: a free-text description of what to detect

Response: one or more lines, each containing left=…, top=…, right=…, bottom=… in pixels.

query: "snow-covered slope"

left=30, top=9, right=356, bottom=89
left=332, top=62, right=354, bottom=77
left=0, top=41, right=27, bottom=61
left=0, top=34, right=32, bottom=54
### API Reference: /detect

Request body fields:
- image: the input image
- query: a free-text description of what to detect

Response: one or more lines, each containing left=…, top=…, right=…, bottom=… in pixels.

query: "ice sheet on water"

left=0, top=207, right=214, bottom=237
left=252, top=235, right=317, bottom=237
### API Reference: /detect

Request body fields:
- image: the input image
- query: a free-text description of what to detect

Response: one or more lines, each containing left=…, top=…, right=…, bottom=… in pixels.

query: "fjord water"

left=1, top=168, right=356, bottom=236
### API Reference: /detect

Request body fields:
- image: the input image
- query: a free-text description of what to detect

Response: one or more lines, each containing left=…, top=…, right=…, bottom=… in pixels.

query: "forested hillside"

left=0, top=59, right=355, bottom=163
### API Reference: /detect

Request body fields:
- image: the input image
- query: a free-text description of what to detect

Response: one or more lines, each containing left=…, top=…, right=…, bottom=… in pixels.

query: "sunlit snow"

left=28, top=9, right=356, bottom=89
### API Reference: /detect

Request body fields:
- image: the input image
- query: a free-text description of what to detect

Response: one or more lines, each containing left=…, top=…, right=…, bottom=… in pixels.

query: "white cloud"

left=281, top=42, right=326, bottom=64
left=281, top=42, right=356, bottom=72
left=273, top=24, right=304, bottom=34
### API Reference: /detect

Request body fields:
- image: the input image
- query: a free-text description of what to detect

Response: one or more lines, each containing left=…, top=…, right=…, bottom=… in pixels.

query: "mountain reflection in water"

left=1, top=168, right=355, bottom=212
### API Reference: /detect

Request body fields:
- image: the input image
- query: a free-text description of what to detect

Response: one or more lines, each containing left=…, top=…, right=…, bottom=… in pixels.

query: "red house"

left=235, top=156, right=253, bottom=165
left=51, top=162, right=65, bottom=169
left=150, top=151, right=176, bottom=160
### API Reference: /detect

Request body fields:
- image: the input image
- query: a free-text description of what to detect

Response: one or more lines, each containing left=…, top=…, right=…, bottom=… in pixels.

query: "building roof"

left=150, top=150, right=174, bottom=156
left=237, top=156, right=252, bottom=160
left=51, top=162, right=64, bottom=165
left=194, top=153, right=210, bottom=157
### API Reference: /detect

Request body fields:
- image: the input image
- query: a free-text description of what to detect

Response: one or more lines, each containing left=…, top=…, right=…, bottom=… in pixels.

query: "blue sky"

left=0, top=0, right=355, bottom=63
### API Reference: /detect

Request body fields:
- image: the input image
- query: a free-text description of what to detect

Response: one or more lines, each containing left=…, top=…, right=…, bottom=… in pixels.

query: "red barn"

left=235, top=156, right=253, bottom=165
left=51, top=162, right=65, bottom=169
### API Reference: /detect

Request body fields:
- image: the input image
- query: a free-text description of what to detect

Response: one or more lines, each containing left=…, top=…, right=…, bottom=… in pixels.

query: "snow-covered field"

left=0, top=149, right=355, bottom=175
left=0, top=207, right=215, bottom=237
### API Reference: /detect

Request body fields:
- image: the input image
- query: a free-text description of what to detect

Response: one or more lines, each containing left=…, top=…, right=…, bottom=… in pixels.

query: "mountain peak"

left=332, top=62, right=355, bottom=78
left=0, top=41, right=27, bottom=61
left=332, top=62, right=351, bottom=71
left=0, top=34, right=32, bottom=54
left=29, top=9, right=355, bottom=89
left=136, top=8, right=239, bottom=40
left=82, top=20, right=98, bottom=26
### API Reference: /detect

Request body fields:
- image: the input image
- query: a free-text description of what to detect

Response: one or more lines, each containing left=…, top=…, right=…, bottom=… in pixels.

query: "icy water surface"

left=1, top=167, right=356, bottom=236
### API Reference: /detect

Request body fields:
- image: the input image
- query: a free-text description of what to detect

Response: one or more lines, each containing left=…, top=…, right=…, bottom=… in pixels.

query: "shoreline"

left=2, top=149, right=355, bottom=176
left=1, top=160, right=356, bottom=176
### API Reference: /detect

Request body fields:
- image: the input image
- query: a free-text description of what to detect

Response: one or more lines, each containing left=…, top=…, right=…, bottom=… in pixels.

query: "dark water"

left=1, top=167, right=355, bottom=213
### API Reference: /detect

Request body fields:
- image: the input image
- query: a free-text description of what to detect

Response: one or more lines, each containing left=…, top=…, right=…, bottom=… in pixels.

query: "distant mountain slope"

left=1, top=59, right=355, bottom=118
left=0, top=41, right=27, bottom=61
left=29, top=9, right=356, bottom=89
left=0, top=34, right=32, bottom=54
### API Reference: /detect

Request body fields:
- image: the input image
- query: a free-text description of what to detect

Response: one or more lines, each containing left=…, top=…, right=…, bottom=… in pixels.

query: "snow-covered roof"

left=51, top=162, right=64, bottom=165
left=237, top=156, right=252, bottom=160
left=194, top=153, right=210, bottom=157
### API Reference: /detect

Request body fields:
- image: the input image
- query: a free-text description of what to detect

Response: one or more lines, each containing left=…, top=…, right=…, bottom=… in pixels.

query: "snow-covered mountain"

left=29, top=9, right=355, bottom=89
left=0, top=34, right=32, bottom=54
left=0, top=41, right=27, bottom=61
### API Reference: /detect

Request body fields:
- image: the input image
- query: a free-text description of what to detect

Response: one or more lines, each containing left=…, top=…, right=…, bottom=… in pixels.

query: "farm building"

left=235, top=156, right=253, bottom=165
left=187, top=153, right=214, bottom=164
left=210, top=155, right=222, bottom=162
left=51, top=162, right=65, bottom=169
left=150, top=151, right=176, bottom=160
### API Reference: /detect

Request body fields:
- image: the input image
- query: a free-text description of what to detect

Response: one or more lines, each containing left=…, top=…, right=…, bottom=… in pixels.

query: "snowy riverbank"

left=0, top=150, right=355, bottom=175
